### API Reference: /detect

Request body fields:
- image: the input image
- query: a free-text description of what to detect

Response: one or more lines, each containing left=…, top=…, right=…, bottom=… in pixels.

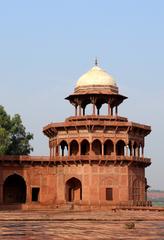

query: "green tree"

left=0, top=105, right=33, bottom=155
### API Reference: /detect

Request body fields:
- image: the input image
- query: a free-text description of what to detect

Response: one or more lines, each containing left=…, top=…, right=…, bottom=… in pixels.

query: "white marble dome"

left=76, top=65, right=117, bottom=88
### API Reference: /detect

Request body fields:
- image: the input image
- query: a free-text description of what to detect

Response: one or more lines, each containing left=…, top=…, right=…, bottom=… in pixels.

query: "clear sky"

left=0, top=0, right=164, bottom=190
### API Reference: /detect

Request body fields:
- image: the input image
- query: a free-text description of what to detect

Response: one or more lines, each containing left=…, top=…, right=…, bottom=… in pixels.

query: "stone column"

left=138, top=147, right=140, bottom=158
left=68, top=143, right=70, bottom=157
left=93, top=103, right=96, bottom=115
left=0, top=183, right=3, bottom=204
left=83, top=107, right=85, bottom=116
left=50, top=146, right=52, bottom=160
left=102, top=142, right=104, bottom=156
left=114, top=141, right=116, bottom=156
left=89, top=142, right=92, bottom=155
left=79, top=105, right=82, bottom=116
left=111, top=107, right=113, bottom=116
left=91, top=97, right=96, bottom=115
left=115, top=106, right=118, bottom=116
left=75, top=105, right=78, bottom=116
left=142, top=146, right=144, bottom=158
left=97, top=108, right=100, bottom=115
left=126, top=145, right=129, bottom=157
left=79, top=141, right=81, bottom=156
left=56, top=145, right=59, bottom=156
left=108, top=100, right=111, bottom=115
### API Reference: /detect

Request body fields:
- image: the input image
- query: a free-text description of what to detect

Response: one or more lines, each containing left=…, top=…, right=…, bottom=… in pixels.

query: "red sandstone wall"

left=0, top=164, right=129, bottom=206
left=128, top=166, right=145, bottom=202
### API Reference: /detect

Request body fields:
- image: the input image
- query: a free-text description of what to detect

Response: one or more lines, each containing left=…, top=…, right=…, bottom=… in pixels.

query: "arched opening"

left=84, top=103, right=93, bottom=115
left=70, top=140, right=79, bottom=156
left=116, top=140, right=126, bottom=156
left=59, top=140, right=68, bottom=156
left=98, top=103, right=108, bottom=115
left=81, top=139, right=90, bottom=155
left=104, top=139, right=114, bottom=155
left=3, top=174, right=26, bottom=204
left=65, top=177, right=82, bottom=202
left=92, top=139, right=102, bottom=155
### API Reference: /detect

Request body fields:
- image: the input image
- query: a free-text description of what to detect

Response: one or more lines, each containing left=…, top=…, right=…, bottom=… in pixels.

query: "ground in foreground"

left=0, top=210, right=164, bottom=239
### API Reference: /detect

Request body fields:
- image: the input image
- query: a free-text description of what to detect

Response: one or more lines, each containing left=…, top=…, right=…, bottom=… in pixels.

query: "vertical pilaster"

left=68, top=143, right=70, bottom=157
left=102, top=142, right=104, bottom=156
left=115, top=106, right=118, bottom=116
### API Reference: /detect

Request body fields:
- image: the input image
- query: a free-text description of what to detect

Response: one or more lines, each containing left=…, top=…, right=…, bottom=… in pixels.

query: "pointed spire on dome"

left=95, top=57, right=98, bottom=66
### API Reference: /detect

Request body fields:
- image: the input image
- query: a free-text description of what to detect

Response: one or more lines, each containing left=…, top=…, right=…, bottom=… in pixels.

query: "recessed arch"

left=104, top=139, right=114, bottom=155
left=70, top=140, right=79, bottom=156
left=59, top=140, right=68, bottom=156
left=65, top=177, right=82, bottom=202
left=92, top=139, right=102, bottom=155
left=3, top=174, right=26, bottom=204
left=81, top=139, right=90, bottom=155
left=116, top=140, right=126, bottom=156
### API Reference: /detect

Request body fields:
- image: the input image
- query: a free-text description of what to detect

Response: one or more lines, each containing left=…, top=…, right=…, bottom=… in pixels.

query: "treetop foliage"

left=0, top=105, right=33, bottom=155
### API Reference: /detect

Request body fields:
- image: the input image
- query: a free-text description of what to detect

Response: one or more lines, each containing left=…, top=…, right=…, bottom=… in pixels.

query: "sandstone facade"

left=0, top=63, right=151, bottom=209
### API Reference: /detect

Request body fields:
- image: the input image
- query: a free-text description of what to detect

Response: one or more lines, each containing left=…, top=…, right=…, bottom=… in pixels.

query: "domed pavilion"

left=43, top=61, right=151, bottom=208
left=0, top=61, right=151, bottom=209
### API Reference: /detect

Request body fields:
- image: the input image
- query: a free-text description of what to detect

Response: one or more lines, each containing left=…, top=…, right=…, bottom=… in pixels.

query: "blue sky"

left=0, top=0, right=164, bottom=189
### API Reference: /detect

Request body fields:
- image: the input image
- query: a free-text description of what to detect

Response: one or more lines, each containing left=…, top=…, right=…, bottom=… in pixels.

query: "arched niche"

left=116, top=140, right=126, bottom=156
left=104, top=139, right=114, bottom=155
left=59, top=140, right=68, bottom=156
left=70, top=140, right=79, bottom=156
left=92, top=139, right=102, bottom=155
left=81, top=139, right=90, bottom=155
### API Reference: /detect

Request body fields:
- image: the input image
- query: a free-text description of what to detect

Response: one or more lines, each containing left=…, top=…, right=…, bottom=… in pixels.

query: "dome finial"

left=95, top=57, right=98, bottom=66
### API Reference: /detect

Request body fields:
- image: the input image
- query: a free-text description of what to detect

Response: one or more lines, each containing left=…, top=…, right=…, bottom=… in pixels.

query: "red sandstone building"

left=0, top=63, right=151, bottom=209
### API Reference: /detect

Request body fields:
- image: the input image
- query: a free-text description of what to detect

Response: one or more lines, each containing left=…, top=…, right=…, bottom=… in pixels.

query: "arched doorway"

left=59, top=140, right=68, bottom=156
left=81, top=139, right=90, bottom=155
left=104, top=139, right=114, bottom=155
left=92, top=139, right=102, bottom=155
left=3, top=174, right=26, bottom=204
left=65, top=177, right=82, bottom=202
left=70, top=140, right=79, bottom=156
left=116, top=140, right=126, bottom=156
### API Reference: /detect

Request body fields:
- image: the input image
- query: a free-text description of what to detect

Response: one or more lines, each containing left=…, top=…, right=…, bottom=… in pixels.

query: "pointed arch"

left=65, top=177, right=82, bottom=202
left=70, top=140, right=79, bottom=156
left=59, top=140, right=68, bottom=156
left=92, top=139, right=102, bottom=155
left=81, top=139, right=90, bottom=155
left=104, top=139, right=114, bottom=155
left=116, top=140, right=126, bottom=156
left=3, top=174, right=26, bottom=204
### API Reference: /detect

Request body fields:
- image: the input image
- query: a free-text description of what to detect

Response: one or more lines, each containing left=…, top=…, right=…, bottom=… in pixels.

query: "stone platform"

left=0, top=209, right=164, bottom=239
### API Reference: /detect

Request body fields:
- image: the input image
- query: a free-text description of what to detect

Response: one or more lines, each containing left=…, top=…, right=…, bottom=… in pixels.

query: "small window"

left=32, top=187, right=40, bottom=202
left=106, top=188, right=113, bottom=201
